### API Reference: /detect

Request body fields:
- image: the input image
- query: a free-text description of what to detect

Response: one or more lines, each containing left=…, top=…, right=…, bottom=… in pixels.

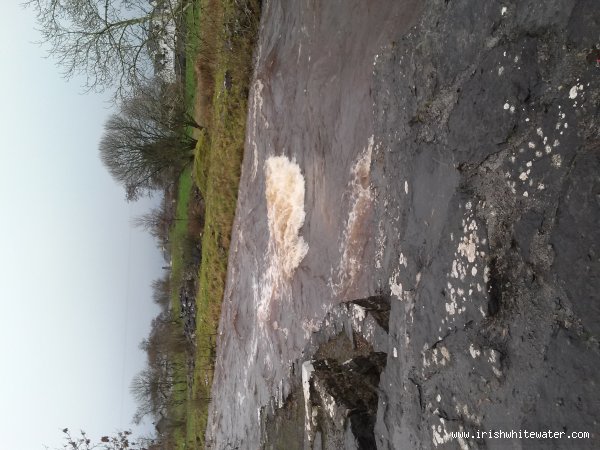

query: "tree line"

left=26, top=0, right=202, bottom=202
left=26, top=1, right=205, bottom=448
left=25, top=0, right=191, bottom=100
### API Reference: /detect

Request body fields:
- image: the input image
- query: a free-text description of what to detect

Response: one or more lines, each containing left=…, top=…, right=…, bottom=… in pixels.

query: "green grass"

left=161, top=0, right=260, bottom=448
left=165, top=167, right=193, bottom=448
left=192, top=129, right=210, bottom=194
left=169, top=352, right=190, bottom=447
left=186, top=0, right=261, bottom=447
left=168, top=166, right=192, bottom=318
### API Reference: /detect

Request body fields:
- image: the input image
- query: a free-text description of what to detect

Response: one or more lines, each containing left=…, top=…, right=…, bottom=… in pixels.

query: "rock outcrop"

left=369, top=1, right=600, bottom=448
left=262, top=296, right=392, bottom=449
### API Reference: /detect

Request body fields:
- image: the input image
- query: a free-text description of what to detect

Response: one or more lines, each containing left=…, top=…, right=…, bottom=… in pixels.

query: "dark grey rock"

left=369, top=0, right=600, bottom=448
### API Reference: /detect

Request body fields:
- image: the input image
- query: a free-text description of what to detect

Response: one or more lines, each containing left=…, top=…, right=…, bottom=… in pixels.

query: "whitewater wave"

left=257, top=156, right=309, bottom=322
left=331, top=136, right=374, bottom=296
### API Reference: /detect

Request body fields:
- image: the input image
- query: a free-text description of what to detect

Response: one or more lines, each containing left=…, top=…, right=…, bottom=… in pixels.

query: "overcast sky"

left=0, top=4, right=164, bottom=449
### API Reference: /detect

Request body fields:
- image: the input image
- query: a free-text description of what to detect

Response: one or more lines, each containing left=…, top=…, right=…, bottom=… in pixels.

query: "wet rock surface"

left=208, top=0, right=600, bottom=448
left=262, top=297, right=392, bottom=450
left=309, top=353, right=386, bottom=449
left=369, top=0, right=600, bottom=448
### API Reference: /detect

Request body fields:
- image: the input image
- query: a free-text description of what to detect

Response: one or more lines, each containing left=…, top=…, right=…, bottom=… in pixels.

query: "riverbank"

left=181, top=0, right=261, bottom=447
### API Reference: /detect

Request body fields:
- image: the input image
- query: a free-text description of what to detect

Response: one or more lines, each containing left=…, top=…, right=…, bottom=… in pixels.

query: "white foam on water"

left=265, top=156, right=309, bottom=276
left=302, top=360, right=315, bottom=431
left=256, top=156, right=308, bottom=323
left=331, top=136, right=374, bottom=296
left=250, top=80, right=265, bottom=180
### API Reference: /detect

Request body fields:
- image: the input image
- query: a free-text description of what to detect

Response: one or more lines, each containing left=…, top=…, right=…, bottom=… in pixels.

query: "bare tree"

left=24, top=0, right=189, bottom=99
left=130, top=368, right=166, bottom=423
left=99, top=124, right=182, bottom=201
left=99, top=81, right=197, bottom=200
left=151, top=275, right=171, bottom=310
left=51, top=428, right=150, bottom=450
left=133, top=206, right=170, bottom=243
left=125, top=78, right=203, bottom=133
left=130, top=365, right=186, bottom=425
left=132, top=310, right=189, bottom=424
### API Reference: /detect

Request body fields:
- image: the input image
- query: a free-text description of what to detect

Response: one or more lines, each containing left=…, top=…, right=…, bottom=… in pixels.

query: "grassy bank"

left=169, top=168, right=192, bottom=316
left=189, top=0, right=261, bottom=445
left=174, top=0, right=261, bottom=447
left=166, top=168, right=192, bottom=447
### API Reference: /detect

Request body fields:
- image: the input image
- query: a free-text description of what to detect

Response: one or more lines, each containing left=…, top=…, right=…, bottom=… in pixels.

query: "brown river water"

left=206, top=1, right=420, bottom=447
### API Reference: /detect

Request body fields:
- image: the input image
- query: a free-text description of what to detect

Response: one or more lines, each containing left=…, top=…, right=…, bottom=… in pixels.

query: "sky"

left=0, top=4, right=164, bottom=449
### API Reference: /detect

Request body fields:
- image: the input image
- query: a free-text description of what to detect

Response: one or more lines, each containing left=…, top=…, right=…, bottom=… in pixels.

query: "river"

left=205, top=0, right=420, bottom=447
left=206, top=0, right=600, bottom=448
